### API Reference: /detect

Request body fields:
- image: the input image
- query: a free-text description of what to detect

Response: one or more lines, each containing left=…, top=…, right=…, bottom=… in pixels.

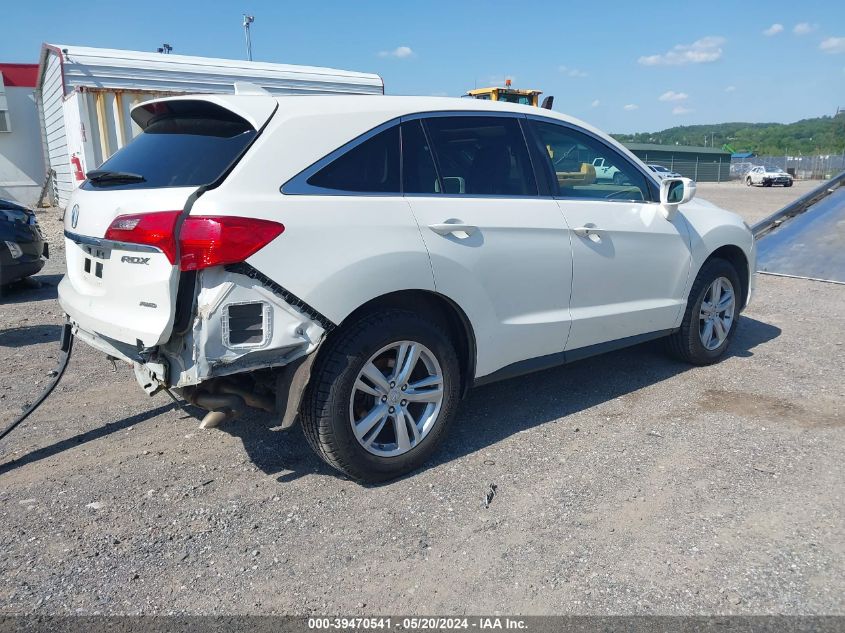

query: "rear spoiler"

left=131, top=94, right=277, bottom=131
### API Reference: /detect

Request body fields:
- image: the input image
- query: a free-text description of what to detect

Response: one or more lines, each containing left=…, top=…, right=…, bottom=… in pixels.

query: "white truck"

left=592, top=157, right=625, bottom=184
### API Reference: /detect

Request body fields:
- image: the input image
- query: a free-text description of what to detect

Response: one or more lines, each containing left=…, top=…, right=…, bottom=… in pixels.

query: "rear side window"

left=422, top=116, right=537, bottom=196
left=306, top=125, right=400, bottom=193
left=83, top=102, right=257, bottom=190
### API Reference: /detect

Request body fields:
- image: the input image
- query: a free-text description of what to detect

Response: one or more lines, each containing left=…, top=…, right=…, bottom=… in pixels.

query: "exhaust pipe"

left=189, top=392, right=246, bottom=429
left=218, top=382, right=274, bottom=412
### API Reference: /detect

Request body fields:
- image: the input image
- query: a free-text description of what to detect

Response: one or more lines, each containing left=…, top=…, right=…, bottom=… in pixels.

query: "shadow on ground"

left=0, top=274, right=61, bottom=304
left=0, top=317, right=781, bottom=485
left=0, top=324, right=63, bottom=348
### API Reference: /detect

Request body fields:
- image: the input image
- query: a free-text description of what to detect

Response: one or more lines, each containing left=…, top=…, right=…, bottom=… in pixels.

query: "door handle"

left=428, top=221, right=478, bottom=238
left=573, top=226, right=603, bottom=238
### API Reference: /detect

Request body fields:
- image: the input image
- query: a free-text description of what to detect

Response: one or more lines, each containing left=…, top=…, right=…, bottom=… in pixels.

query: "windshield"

left=650, top=165, right=669, bottom=172
left=82, top=112, right=256, bottom=190
left=498, top=92, right=534, bottom=105
left=765, top=166, right=783, bottom=173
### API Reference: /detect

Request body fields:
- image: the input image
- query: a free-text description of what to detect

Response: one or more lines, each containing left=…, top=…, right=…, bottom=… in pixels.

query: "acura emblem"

left=70, top=205, right=80, bottom=229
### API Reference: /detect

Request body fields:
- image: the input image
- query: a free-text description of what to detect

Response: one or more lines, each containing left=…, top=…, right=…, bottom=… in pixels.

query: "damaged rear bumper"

left=66, top=263, right=332, bottom=426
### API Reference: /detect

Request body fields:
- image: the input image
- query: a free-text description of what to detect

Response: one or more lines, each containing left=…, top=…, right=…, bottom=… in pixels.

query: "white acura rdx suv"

left=60, top=95, right=755, bottom=482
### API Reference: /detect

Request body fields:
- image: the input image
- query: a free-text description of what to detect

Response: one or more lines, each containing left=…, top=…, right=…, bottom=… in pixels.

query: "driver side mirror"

left=660, top=177, right=696, bottom=219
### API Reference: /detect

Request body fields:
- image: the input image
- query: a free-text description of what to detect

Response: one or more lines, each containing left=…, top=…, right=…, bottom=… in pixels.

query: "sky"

left=1, top=0, right=843, bottom=134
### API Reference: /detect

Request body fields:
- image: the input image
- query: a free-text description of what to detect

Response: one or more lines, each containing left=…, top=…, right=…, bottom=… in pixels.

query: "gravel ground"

left=695, top=180, right=818, bottom=225
left=0, top=186, right=842, bottom=616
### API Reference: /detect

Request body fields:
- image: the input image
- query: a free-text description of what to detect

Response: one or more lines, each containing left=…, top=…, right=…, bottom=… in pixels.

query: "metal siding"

left=40, top=51, right=72, bottom=207
left=55, top=45, right=384, bottom=96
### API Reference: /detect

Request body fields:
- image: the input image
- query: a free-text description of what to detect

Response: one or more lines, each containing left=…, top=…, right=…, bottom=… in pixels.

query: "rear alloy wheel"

left=350, top=341, right=444, bottom=458
left=666, top=258, right=741, bottom=365
left=299, top=310, right=460, bottom=483
left=745, top=177, right=752, bottom=186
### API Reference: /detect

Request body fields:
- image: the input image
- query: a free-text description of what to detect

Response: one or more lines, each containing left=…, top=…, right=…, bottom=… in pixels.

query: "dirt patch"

left=698, top=389, right=843, bottom=428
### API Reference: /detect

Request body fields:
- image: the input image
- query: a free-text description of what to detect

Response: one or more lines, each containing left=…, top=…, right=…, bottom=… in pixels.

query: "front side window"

left=421, top=116, right=537, bottom=196
left=529, top=119, right=651, bottom=202
left=306, top=125, right=400, bottom=193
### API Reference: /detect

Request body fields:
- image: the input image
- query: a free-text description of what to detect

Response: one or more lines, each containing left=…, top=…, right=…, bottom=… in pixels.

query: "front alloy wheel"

left=666, top=257, right=741, bottom=365
left=698, top=277, right=735, bottom=350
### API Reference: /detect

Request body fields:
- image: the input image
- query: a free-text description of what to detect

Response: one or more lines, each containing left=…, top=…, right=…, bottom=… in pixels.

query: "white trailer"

left=36, top=44, right=384, bottom=208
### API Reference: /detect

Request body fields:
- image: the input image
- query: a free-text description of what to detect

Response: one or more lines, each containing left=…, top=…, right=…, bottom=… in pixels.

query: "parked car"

left=746, top=165, right=793, bottom=187
left=1, top=198, right=48, bottom=286
left=59, top=95, right=756, bottom=482
left=647, top=164, right=682, bottom=179
left=591, top=156, right=625, bottom=183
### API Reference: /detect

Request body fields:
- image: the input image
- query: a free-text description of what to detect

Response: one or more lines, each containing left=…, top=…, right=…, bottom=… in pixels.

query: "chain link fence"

left=632, top=155, right=730, bottom=182
left=730, top=154, right=845, bottom=180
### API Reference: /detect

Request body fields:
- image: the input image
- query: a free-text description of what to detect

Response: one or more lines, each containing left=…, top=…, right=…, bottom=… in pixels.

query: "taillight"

left=104, top=213, right=284, bottom=271
left=105, top=211, right=181, bottom=263
left=178, top=216, right=284, bottom=271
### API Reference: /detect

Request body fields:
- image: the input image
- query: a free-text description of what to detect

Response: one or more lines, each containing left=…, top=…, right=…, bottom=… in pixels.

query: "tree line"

left=612, top=115, right=845, bottom=155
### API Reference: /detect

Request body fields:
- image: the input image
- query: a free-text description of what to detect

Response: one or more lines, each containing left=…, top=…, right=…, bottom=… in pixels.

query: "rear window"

left=306, top=125, right=400, bottom=193
left=82, top=104, right=256, bottom=190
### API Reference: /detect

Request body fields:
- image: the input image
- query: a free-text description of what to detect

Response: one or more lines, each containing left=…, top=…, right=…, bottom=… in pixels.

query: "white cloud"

left=763, top=23, right=784, bottom=36
left=658, top=90, right=689, bottom=102
left=672, top=106, right=694, bottom=115
left=559, top=65, right=588, bottom=77
left=793, top=22, right=817, bottom=35
left=638, top=36, right=725, bottom=66
left=820, top=37, right=845, bottom=54
left=591, top=99, right=600, bottom=107
left=725, top=85, right=736, bottom=92
left=378, top=46, right=414, bottom=59
left=623, top=104, right=639, bottom=111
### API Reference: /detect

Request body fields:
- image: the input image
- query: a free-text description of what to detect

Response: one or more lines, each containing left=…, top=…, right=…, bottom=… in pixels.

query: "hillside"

left=612, top=115, right=845, bottom=155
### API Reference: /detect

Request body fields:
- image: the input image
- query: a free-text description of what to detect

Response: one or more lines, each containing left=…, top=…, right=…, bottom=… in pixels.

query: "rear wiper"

left=86, top=170, right=146, bottom=184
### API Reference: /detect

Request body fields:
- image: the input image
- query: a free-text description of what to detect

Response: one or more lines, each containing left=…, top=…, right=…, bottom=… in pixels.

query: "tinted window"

left=83, top=112, right=256, bottom=190
left=307, top=125, right=400, bottom=193
left=529, top=120, right=650, bottom=202
left=422, top=116, right=537, bottom=196
left=401, top=120, right=439, bottom=194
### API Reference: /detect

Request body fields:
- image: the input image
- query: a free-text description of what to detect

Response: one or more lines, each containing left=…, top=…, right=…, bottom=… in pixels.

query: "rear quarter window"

left=82, top=104, right=257, bottom=190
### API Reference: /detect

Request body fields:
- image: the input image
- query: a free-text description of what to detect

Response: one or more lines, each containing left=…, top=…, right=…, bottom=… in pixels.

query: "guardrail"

left=750, top=170, right=845, bottom=239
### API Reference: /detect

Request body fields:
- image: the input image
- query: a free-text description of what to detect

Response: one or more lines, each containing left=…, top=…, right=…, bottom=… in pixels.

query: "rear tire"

left=299, top=309, right=460, bottom=483
left=745, top=177, right=752, bottom=186
left=666, top=258, right=741, bottom=365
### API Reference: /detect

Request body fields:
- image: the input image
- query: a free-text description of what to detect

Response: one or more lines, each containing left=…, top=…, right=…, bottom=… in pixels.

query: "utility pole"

left=243, top=14, right=255, bottom=61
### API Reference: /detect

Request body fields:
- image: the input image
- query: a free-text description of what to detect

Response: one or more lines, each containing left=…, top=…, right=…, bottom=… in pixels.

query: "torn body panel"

left=161, top=266, right=327, bottom=388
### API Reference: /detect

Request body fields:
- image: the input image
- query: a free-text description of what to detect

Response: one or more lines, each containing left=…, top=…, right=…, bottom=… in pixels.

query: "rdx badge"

left=121, top=255, right=150, bottom=265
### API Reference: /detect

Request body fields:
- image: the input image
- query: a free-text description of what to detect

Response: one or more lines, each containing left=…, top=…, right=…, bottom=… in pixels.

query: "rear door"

left=59, top=96, right=276, bottom=347
left=402, top=114, right=573, bottom=379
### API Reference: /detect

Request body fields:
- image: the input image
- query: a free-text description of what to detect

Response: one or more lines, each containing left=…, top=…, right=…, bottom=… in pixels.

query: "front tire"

left=667, top=258, right=741, bottom=365
left=300, top=309, right=460, bottom=483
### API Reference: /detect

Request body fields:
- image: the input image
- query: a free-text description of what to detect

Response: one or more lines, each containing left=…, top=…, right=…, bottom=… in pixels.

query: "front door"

left=528, top=118, right=692, bottom=352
